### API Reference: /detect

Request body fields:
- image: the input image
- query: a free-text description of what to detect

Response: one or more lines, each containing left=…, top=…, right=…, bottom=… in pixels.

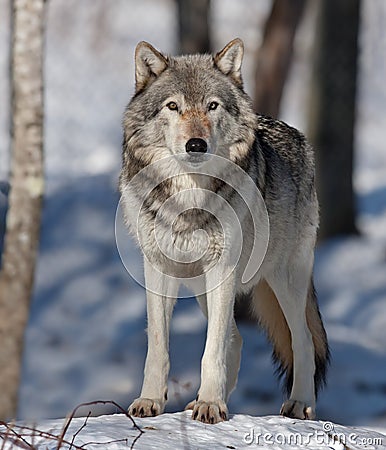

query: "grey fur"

left=119, top=39, right=329, bottom=423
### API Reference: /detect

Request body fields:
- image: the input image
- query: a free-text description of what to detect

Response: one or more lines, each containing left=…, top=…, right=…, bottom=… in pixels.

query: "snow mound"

left=1, top=411, right=385, bottom=450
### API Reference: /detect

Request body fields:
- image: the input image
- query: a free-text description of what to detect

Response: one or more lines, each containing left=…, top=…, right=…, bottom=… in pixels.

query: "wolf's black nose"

left=185, top=138, right=207, bottom=153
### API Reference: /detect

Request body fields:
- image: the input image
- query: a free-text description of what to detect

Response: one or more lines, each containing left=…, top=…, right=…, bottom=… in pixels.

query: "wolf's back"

left=254, top=114, right=317, bottom=217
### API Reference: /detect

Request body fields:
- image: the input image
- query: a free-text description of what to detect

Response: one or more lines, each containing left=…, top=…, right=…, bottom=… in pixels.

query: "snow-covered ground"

left=0, top=0, right=386, bottom=443
left=1, top=411, right=386, bottom=450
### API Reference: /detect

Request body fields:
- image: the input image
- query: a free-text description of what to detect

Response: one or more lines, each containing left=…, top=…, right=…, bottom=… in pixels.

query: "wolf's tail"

left=250, top=278, right=329, bottom=396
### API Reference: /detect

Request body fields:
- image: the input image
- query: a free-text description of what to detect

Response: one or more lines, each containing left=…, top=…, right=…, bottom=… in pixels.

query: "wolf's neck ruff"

left=119, top=151, right=268, bottom=287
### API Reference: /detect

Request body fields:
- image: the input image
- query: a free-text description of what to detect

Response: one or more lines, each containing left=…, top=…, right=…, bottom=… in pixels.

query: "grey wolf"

left=119, top=38, right=329, bottom=424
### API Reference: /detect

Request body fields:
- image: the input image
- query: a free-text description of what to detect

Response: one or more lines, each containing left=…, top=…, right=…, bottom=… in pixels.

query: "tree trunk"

left=176, top=0, right=211, bottom=54
left=0, top=0, right=46, bottom=420
left=308, top=0, right=359, bottom=239
left=254, top=0, right=307, bottom=117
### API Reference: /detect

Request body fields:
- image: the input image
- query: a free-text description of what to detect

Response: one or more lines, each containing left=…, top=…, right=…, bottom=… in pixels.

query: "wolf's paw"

left=128, top=398, right=163, bottom=418
left=191, top=400, right=228, bottom=424
left=184, top=399, right=196, bottom=411
left=280, top=400, right=315, bottom=420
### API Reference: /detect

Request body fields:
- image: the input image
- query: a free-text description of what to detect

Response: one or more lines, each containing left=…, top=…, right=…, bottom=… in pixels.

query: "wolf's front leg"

left=129, top=261, right=178, bottom=418
left=193, top=268, right=236, bottom=424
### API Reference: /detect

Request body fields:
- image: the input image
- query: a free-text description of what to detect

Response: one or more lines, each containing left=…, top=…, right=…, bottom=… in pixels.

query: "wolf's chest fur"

left=134, top=182, right=230, bottom=276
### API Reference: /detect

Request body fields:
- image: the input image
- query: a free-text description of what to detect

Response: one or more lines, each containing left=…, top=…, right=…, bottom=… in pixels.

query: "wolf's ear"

left=214, top=38, right=244, bottom=87
left=135, top=41, right=168, bottom=93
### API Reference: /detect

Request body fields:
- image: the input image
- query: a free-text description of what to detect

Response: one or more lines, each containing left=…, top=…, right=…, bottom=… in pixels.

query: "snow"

left=1, top=411, right=386, bottom=450
left=0, top=0, right=386, bottom=443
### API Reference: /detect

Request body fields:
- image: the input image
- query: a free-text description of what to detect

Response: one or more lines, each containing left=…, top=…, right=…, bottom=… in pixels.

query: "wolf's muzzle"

left=185, top=138, right=208, bottom=153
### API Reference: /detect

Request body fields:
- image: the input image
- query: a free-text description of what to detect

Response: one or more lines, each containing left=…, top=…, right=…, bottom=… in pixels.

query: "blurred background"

left=0, top=0, right=385, bottom=428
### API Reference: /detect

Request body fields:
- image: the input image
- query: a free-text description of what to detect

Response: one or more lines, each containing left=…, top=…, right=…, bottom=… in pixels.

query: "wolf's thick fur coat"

left=119, top=39, right=329, bottom=424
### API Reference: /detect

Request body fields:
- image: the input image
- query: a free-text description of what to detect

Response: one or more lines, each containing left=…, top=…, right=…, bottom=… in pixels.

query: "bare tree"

left=176, top=0, right=211, bottom=54
left=254, top=0, right=307, bottom=117
left=0, top=0, right=46, bottom=420
left=309, top=0, right=360, bottom=239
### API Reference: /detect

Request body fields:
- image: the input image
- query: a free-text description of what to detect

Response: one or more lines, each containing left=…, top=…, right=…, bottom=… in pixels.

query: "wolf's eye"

left=208, top=101, right=219, bottom=111
left=166, top=101, right=178, bottom=111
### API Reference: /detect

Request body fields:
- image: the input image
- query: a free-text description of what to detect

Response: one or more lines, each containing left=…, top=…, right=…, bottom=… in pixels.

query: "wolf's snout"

left=185, top=138, right=208, bottom=153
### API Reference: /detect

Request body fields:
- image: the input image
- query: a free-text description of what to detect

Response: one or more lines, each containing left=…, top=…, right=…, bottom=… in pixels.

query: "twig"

left=1, top=400, right=145, bottom=450
left=69, top=411, right=91, bottom=449
left=0, top=425, right=11, bottom=450
left=1, top=423, right=84, bottom=450
left=56, top=400, right=144, bottom=450
left=0, top=421, right=35, bottom=449
left=80, top=438, right=129, bottom=448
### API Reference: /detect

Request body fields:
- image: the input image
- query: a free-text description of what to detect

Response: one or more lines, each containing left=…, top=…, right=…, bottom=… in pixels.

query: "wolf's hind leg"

left=184, top=294, right=208, bottom=412
left=265, top=250, right=325, bottom=420
left=270, top=275, right=315, bottom=418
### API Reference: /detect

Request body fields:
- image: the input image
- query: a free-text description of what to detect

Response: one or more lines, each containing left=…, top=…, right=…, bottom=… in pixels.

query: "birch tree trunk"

left=0, top=0, right=46, bottom=420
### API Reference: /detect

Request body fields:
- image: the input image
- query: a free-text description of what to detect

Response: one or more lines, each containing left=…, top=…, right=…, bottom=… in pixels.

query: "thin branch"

left=0, top=422, right=84, bottom=450
left=69, top=411, right=91, bottom=450
left=0, top=425, right=12, bottom=450
left=80, top=438, right=129, bottom=448
left=0, top=422, right=35, bottom=449
left=1, top=400, right=145, bottom=450
left=57, top=400, right=144, bottom=450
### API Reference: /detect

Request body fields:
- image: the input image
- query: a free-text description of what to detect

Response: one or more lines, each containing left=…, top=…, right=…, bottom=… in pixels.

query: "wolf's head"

left=122, top=39, right=257, bottom=171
